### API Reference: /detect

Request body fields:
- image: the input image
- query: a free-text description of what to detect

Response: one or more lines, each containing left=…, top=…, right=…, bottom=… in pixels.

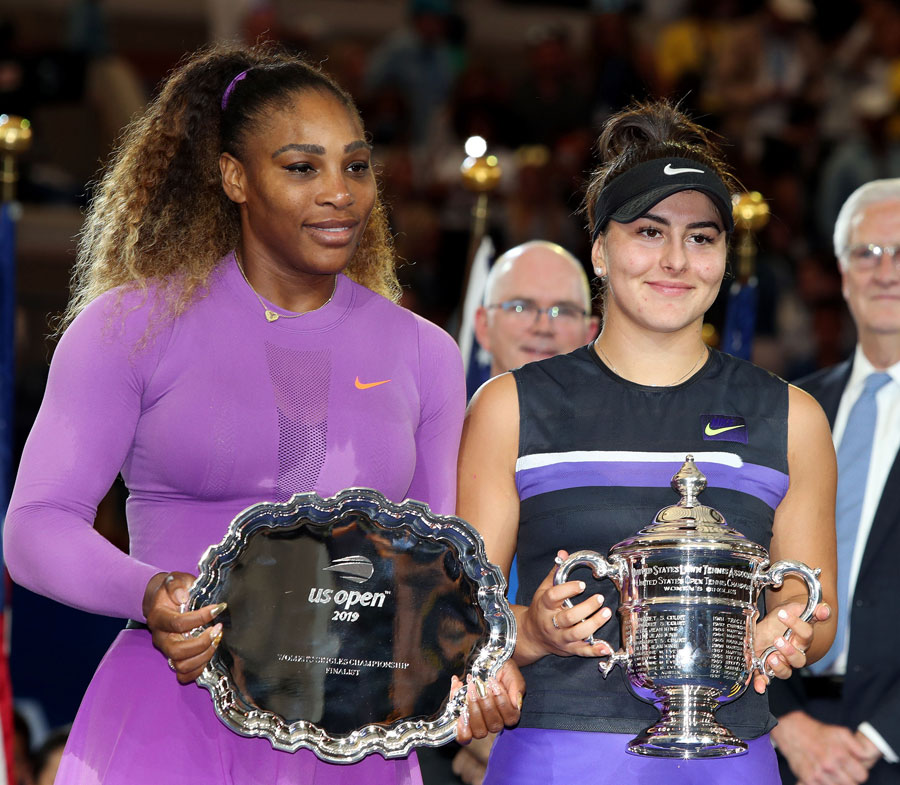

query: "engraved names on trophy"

left=710, top=613, right=751, bottom=683
left=630, top=609, right=747, bottom=682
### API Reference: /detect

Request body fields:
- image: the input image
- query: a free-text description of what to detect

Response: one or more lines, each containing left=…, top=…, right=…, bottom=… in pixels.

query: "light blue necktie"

left=812, top=371, right=892, bottom=673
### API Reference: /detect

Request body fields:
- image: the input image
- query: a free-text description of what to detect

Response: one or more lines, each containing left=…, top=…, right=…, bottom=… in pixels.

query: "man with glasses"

left=474, top=241, right=599, bottom=380
left=770, top=179, right=900, bottom=785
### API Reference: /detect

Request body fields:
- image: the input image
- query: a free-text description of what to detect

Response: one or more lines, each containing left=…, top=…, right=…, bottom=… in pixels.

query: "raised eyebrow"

left=271, top=143, right=324, bottom=158
left=640, top=214, right=723, bottom=233
left=686, top=221, right=723, bottom=233
left=345, top=140, right=373, bottom=154
left=640, top=212, right=669, bottom=226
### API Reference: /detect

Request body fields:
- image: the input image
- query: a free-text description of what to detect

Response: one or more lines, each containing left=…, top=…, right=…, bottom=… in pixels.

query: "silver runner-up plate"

left=187, top=489, right=516, bottom=763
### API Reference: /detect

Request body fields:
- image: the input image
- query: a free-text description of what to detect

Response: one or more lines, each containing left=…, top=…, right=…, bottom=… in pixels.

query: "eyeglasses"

left=844, top=244, right=900, bottom=270
left=487, top=299, right=589, bottom=324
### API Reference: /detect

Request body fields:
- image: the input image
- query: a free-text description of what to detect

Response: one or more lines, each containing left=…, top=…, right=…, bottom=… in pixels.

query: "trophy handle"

left=752, top=559, right=823, bottom=679
left=553, top=550, right=625, bottom=658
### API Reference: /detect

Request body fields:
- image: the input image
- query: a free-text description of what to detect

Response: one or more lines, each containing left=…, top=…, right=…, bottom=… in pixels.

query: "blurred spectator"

left=501, top=145, right=584, bottom=252
left=13, top=710, right=34, bottom=785
left=508, top=23, right=590, bottom=146
left=32, top=728, right=68, bottom=785
left=364, top=0, right=461, bottom=146
left=587, top=11, right=653, bottom=127
left=816, top=85, right=900, bottom=247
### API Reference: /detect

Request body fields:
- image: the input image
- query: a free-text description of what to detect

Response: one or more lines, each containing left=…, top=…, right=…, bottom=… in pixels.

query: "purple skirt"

left=54, top=629, right=422, bottom=785
left=484, top=727, right=781, bottom=785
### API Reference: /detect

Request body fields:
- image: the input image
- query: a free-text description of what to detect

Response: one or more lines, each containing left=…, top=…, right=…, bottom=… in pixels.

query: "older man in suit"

left=770, top=179, right=900, bottom=784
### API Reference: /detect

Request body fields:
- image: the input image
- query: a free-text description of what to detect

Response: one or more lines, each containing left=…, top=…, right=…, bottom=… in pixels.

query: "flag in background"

left=0, top=201, right=19, bottom=785
left=457, top=235, right=494, bottom=400
left=720, top=277, right=757, bottom=361
left=453, top=235, right=520, bottom=601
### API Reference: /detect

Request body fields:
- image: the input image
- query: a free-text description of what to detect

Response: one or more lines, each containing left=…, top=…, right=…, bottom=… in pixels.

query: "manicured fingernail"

left=461, top=707, right=469, bottom=726
left=517, top=693, right=523, bottom=710
left=578, top=581, right=586, bottom=592
left=554, top=556, right=563, bottom=565
left=490, top=678, right=502, bottom=696
left=778, top=609, right=788, bottom=620
left=467, top=682, right=476, bottom=702
left=601, top=608, right=611, bottom=619
left=597, top=595, right=605, bottom=605
left=211, top=625, right=223, bottom=648
left=211, top=602, right=227, bottom=618
left=775, top=637, right=785, bottom=648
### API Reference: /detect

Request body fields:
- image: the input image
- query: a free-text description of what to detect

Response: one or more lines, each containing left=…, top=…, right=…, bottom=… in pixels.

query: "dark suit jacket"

left=769, top=357, right=900, bottom=779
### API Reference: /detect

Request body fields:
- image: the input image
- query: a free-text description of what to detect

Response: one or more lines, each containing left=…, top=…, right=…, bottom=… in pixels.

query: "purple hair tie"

left=221, top=69, right=249, bottom=110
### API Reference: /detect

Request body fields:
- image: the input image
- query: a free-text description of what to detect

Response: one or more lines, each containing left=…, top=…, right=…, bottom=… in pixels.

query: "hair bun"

left=596, top=100, right=719, bottom=163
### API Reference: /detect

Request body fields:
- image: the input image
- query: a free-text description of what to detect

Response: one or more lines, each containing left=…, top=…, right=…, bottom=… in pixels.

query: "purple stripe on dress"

left=516, top=460, right=788, bottom=510
left=484, top=727, right=780, bottom=785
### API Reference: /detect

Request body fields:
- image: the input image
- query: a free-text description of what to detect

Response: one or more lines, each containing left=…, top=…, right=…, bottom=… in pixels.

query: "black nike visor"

left=591, top=157, right=735, bottom=242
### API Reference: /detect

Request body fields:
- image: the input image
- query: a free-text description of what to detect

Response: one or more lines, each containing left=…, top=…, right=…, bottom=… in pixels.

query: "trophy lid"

left=609, top=455, right=767, bottom=558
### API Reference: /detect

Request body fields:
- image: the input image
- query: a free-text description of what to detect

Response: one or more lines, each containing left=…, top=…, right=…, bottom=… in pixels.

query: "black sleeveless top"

left=513, top=345, right=789, bottom=738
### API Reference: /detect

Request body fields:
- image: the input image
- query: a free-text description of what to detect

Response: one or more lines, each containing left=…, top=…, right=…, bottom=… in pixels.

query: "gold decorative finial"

left=731, top=191, right=770, bottom=283
left=457, top=138, right=503, bottom=338
left=460, top=154, right=502, bottom=193
left=0, top=115, right=33, bottom=203
left=732, top=191, right=770, bottom=233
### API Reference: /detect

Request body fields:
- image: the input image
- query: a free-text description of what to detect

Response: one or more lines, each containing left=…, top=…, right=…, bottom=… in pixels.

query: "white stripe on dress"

left=515, top=450, right=743, bottom=473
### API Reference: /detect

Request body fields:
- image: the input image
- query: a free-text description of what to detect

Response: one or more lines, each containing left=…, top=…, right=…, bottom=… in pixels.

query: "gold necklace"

left=234, top=251, right=336, bottom=322
left=595, top=339, right=707, bottom=387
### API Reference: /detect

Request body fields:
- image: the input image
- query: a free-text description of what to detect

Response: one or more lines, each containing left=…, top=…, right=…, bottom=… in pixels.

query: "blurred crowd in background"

left=3, top=0, right=900, bottom=781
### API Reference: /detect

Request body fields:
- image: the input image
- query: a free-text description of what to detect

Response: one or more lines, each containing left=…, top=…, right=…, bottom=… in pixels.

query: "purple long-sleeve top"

left=5, top=254, right=465, bottom=623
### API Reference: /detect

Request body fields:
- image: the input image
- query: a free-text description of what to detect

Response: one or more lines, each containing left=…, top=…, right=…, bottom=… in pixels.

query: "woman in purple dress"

left=4, top=44, right=520, bottom=784
left=457, top=101, right=837, bottom=784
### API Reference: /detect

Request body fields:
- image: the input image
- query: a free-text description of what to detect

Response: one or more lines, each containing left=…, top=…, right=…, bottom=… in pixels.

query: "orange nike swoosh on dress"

left=355, top=377, right=391, bottom=390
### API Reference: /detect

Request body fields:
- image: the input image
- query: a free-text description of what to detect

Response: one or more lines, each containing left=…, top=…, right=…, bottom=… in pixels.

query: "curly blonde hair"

left=61, top=42, right=399, bottom=334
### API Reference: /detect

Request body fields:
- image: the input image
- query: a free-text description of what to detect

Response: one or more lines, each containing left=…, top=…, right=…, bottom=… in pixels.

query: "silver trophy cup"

left=554, top=455, right=821, bottom=759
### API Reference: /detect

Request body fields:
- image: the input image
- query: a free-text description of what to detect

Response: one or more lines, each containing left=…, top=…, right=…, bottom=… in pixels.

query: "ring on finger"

left=167, top=658, right=176, bottom=672
left=551, top=614, right=560, bottom=630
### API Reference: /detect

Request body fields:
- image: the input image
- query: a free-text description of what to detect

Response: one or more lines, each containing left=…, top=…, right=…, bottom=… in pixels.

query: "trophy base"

left=626, top=686, right=748, bottom=759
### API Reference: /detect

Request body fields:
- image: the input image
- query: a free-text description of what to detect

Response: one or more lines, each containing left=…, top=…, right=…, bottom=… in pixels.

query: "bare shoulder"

left=458, top=372, right=521, bottom=568
left=462, top=372, right=519, bottom=453
left=468, top=372, right=518, bottom=415
left=786, top=384, right=831, bottom=445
